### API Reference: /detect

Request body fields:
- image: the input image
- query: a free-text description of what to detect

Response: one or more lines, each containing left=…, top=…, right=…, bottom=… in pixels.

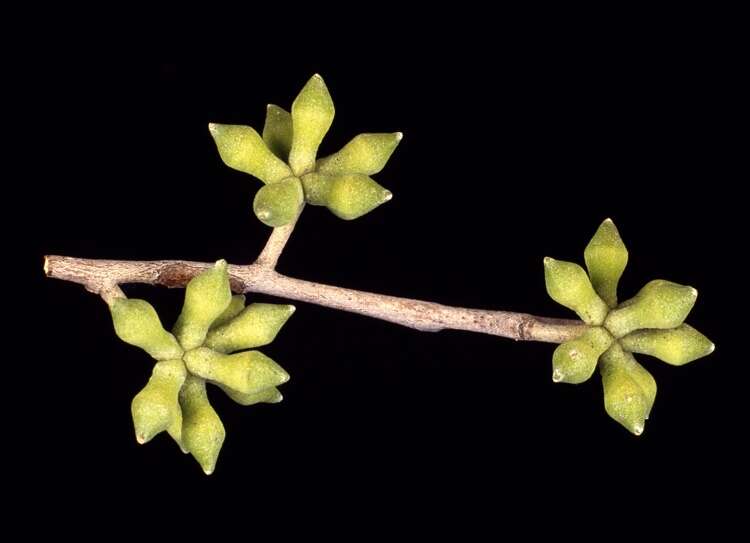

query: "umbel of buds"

left=110, top=260, right=294, bottom=474
left=544, top=219, right=714, bottom=435
left=209, top=74, right=401, bottom=227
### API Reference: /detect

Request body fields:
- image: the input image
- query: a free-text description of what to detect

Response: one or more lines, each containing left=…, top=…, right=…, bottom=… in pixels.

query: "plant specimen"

left=44, top=75, right=714, bottom=474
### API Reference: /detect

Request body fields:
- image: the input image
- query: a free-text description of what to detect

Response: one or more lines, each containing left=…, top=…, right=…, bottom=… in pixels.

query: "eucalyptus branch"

left=44, top=253, right=585, bottom=344
left=43, top=73, right=715, bottom=474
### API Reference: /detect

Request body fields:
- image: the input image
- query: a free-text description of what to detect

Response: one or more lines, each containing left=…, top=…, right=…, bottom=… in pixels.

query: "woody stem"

left=44, top=251, right=584, bottom=344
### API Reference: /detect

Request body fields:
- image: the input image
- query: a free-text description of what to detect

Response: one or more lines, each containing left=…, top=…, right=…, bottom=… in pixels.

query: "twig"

left=254, top=209, right=302, bottom=270
left=44, top=255, right=584, bottom=343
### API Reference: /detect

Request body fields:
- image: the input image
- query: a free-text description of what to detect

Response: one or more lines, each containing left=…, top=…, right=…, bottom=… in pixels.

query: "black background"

left=23, top=13, right=743, bottom=534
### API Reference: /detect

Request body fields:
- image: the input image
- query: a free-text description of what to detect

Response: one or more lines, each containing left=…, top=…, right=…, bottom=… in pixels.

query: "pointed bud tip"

left=543, top=256, right=554, bottom=266
left=203, top=468, right=214, bottom=475
left=633, top=423, right=644, bottom=436
left=552, top=369, right=564, bottom=382
left=43, top=256, right=50, bottom=275
left=383, top=190, right=393, bottom=202
left=136, top=434, right=146, bottom=445
left=395, top=132, right=404, bottom=141
left=312, top=73, right=323, bottom=80
left=214, top=259, right=228, bottom=269
left=208, top=123, right=219, bottom=135
left=287, top=305, right=296, bottom=314
left=689, top=287, right=698, bottom=298
left=709, top=342, right=716, bottom=353
left=604, top=217, right=614, bottom=224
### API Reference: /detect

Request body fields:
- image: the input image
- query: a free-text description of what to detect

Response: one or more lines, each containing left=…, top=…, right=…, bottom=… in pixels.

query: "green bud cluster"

left=210, top=74, right=400, bottom=226
left=544, top=219, right=714, bottom=435
left=109, top=260, right=294, bottom=474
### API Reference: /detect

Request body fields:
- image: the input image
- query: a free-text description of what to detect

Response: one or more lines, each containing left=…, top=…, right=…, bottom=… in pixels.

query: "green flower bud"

left=604, top=280, right=698, bottom=338
left=584, top=218, right=628, bottom=308
left=253, top=176, right=304, bottom=227
left=180, top=376, right=225, bottom=475
left=210, top=294, right=246, bottom=330
left=219, top=385, right=283, bottom=406
left=326, top=174, right=392, bottom=220
left=110, top=298, right=183, bottom=360
left=289, top=74, right=335, bottom=176
left=184, top=347, right=290, bottom=395
left=552, top=326, right=613, bottom=384
left=205, top=303, right=295, bottom=353
left=173, top=260, right=232, bottom=350
left=620, top=324, right=714, bottom=366
left=600, top=344, right=657, bottom=435
left=262, top=104, right=292, bottom=161
left=208, top=123, right=292, bottom=184
left=131, top=358, right=187, bottom=445
left=543, top=258, right=609, bottom=325
left=300, top=172, right=334, bottom=206
left=317, top=132, right=402, bottom=176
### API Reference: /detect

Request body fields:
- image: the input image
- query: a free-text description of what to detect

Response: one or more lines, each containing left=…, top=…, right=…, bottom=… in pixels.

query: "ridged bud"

left=326, top=174, right=392, bottom=220
left=184, top=347, right=290, bottom=395
left=300, top=172, right=334, bottom=206
left=210, top=294, right=246, bottom=330
left=552, top=327, right=613, bottom=384
left=262, top=104, right=292, bottom=161
left=584, top=218, right=628, bottom=308
left=600, top=344, right=657, bottom=435
left=604, top=280, right=697, bottom=338
left=317, top=132, right=402, bottom=175
left=205, top=303, right=295, bottom=353
left=219, top=385, right=284, bottom=406
left=110, top=298, right=183, bottom=360
left=180, top=376, right=225, bottom=475
left=172, top=260, right=232, bottom=350
left=544, top=258, right=609, bottom=325
left=131, top=358, right=187, bottom=445
left=209, top=123, right=292, bottom=184
left=620, top=324, right=714, bottom=366
left=289, top=74, right=335, bottom=176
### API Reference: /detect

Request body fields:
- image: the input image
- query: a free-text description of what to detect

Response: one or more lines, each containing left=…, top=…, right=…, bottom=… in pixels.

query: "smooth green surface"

left=600, top=344, right=657, bottom=435
left=131, top=358, right=187, bottom=445
left=317, top=132, right=402, bottom=175
left=262, top=104, right=293, bottom=161
left=110, top=298, right=183, bottom=360
left=620, top=324, right=714, bottom=366
left=289, top=74, right=335, bottom=176
left=184, top=347, right=290, bottom=395
left=173, top=260, right=232, bottom=350
left=253, top=176, right=304, bottom=227
left=209, top=123, right=292, bottom=184
left=604, top=279, right=697, bottom=338
left=544, top=258, right=609, bottom=325
left=180, top=376, right=226, bottom=475
left=205, top=303, right=295, bottom=353
left=552, top=327, right=613, bottom=384
left=584, top=218, right=628, bottom=308
left=326, top=174, right=392, bottom=220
